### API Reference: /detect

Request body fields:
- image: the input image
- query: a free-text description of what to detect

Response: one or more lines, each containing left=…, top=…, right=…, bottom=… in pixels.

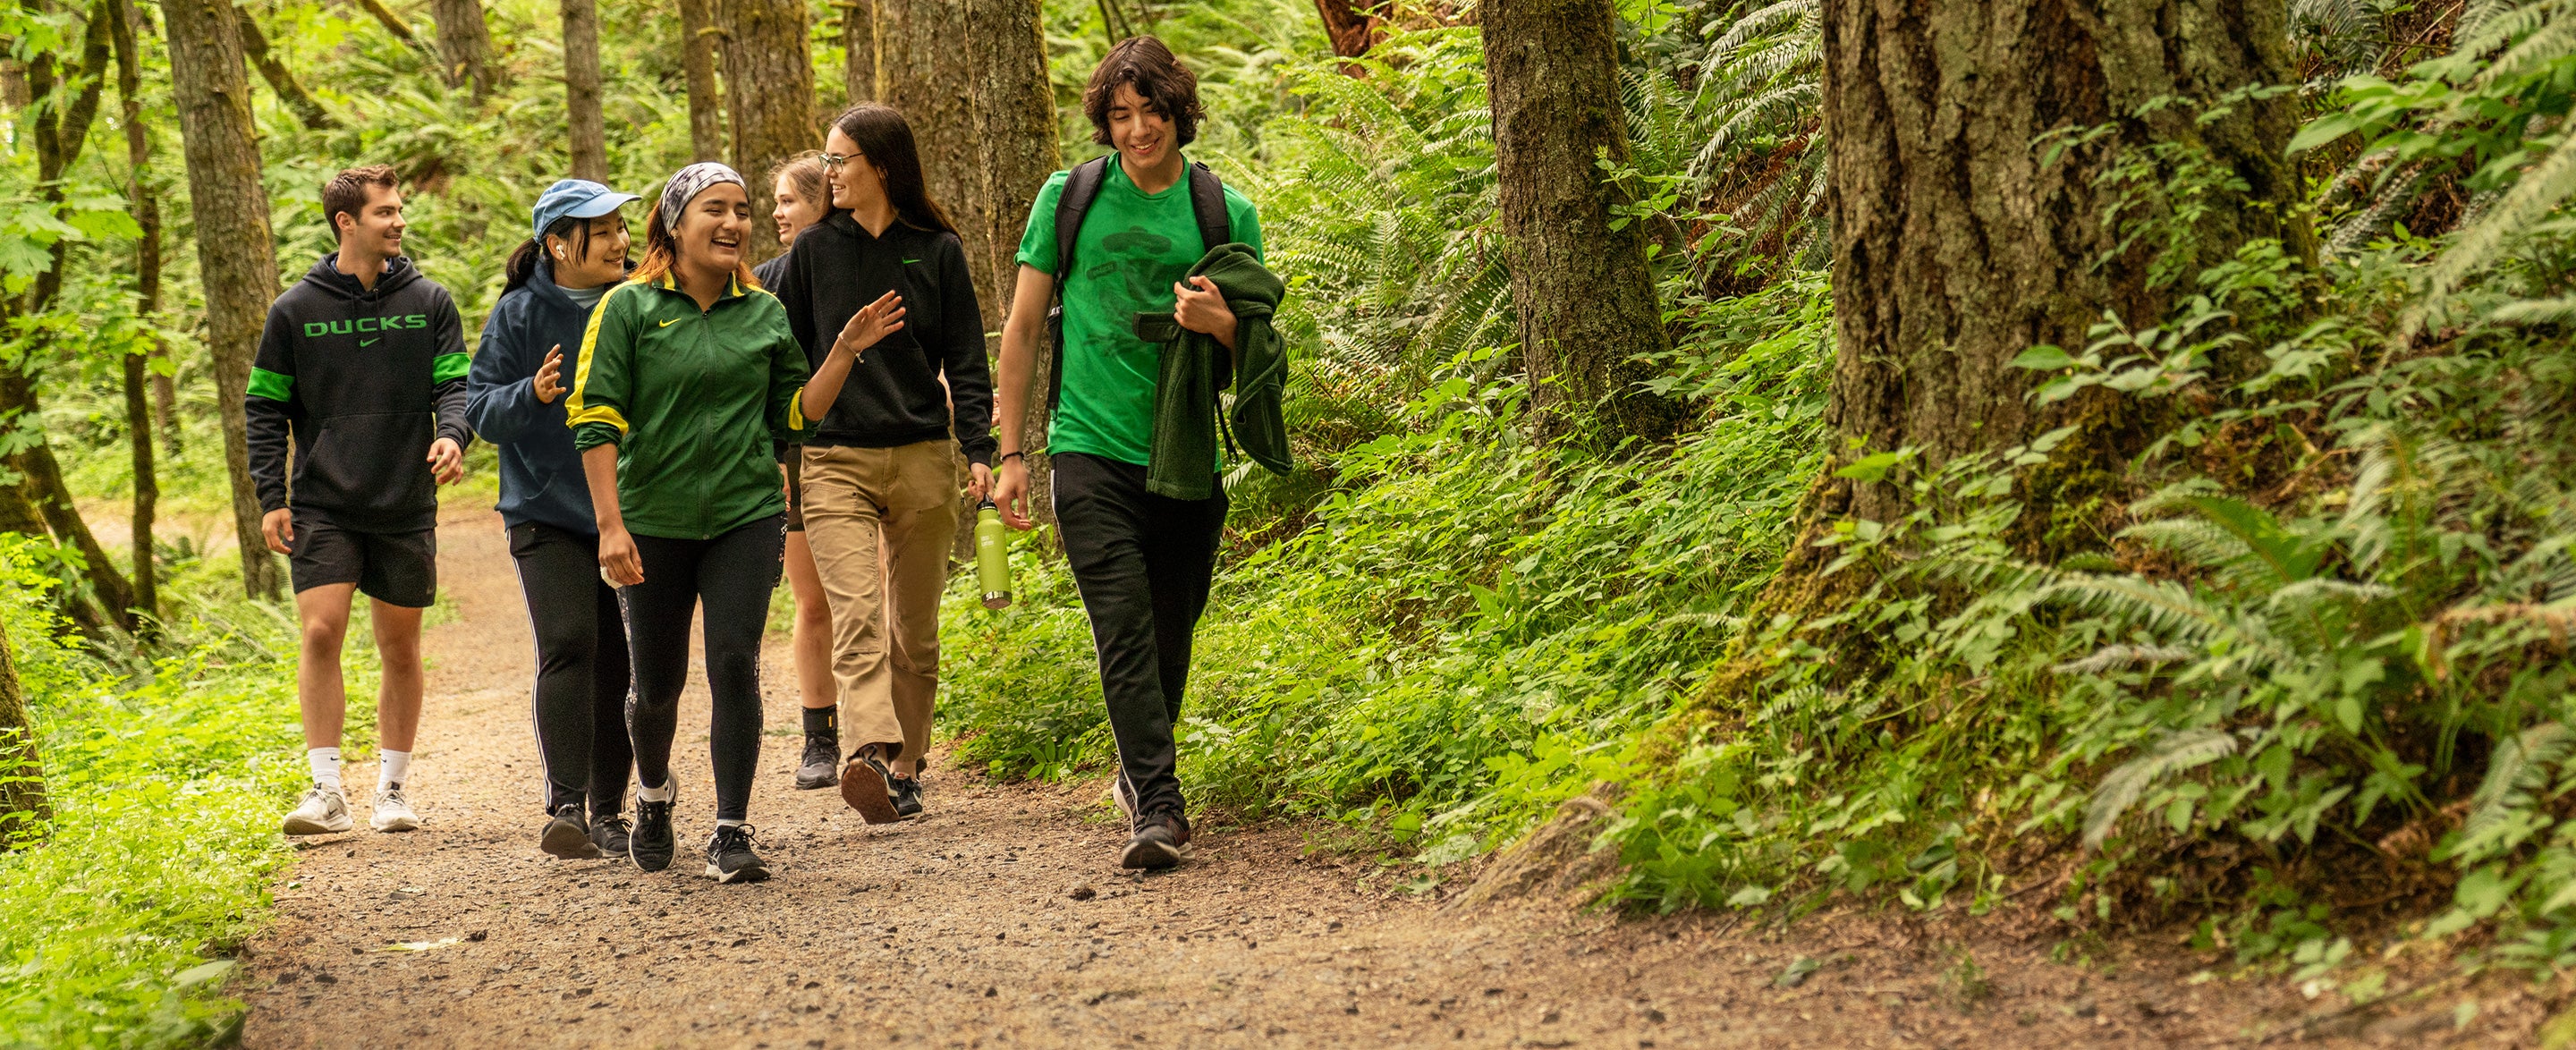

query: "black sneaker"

left=631, top=793, right=677, bottom=872
left=795, top=736, right=840, bottom=790
left=890, top=775, right=923, bottom=819
left=589, top=815, right=631, bottom=858
left=705, top=825, right=770, bottom=884
left=540, top=806, right=603, bottom=859
left=837, top=747, right=901, bottom=825
left=1121, top=814, right=1188, bottom=870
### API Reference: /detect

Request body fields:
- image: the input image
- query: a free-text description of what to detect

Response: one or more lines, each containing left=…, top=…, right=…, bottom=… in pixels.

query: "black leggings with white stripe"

left=509, top=521, right=635, bottom=818
left=620, top=515, right=784, bottom=823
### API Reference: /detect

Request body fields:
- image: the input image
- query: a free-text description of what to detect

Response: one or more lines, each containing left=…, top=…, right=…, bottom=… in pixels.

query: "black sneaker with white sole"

left=1121, top=814, right=1189, bottom=870
left=705, top=825, right=770, bottom=884
left=890, top=775, right=923, bottom=819
left=589, top=815, right=631, bottom=858
left=540, top=806, right=603, bottom=859
left=631, top=794, right=677, bottom=872
left=837, top=747, right=900, bottom=824
left=795, top=737, right=841, bottom=790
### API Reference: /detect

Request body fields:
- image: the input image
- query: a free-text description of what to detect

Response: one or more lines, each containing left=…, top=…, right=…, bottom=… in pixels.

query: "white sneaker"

left=370, top=787, right=421, bottom=832
left=283, top=783, right=352, bottom=835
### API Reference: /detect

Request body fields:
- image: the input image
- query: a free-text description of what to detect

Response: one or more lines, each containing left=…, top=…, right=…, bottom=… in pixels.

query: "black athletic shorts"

left=784, top=452, right=806, bottom=533
left=288, top=512, right=437, bottom=607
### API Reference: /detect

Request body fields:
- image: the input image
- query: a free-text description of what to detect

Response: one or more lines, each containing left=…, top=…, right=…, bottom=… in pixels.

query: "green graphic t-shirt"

left=1015, top=158, right=1264, bottom=467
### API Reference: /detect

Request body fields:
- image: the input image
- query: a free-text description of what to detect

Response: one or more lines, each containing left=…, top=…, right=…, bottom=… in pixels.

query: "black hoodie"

left=246, top=253, right=472, bottom=534
left=771, top=213, right=995, bottom=464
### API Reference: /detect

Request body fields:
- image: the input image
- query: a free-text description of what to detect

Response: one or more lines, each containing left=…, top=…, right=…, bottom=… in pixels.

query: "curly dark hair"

left=1080, top=36, right=1206, bottom=149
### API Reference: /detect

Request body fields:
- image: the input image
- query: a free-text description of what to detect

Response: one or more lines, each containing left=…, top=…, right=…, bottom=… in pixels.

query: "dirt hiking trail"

left=233, top=509, right=2453, bottom=1047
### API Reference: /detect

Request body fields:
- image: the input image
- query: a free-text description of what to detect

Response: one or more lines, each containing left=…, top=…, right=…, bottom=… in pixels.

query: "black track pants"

left=621, top=516, right=784, bottom=823
left=510, top=522, right=635, bottom=818
left=1051, top=453, right=1226, bottom=823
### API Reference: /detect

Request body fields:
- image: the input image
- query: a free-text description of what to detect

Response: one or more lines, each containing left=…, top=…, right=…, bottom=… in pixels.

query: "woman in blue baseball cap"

left=465, top=178, right=641, bottom=861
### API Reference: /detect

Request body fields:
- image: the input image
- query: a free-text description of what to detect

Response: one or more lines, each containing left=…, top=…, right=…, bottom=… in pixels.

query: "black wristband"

left=999, top=451, right=1026, bottom=464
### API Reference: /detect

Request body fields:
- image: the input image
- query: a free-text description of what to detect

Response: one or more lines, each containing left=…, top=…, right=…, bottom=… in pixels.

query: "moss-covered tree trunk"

left=843, top=0, right=875, bottom=106
left=1481, top=0, right=1682, bottom=445
left=1814, top=0, right=2309, bottom=538
left=163, top=0, right=286, bottom=599
left=679, top=0, right=725, bottom=162
left=0, top=619, right=48, bottom=843
left=235, top=8, right=336, bottom=131
left=112, top=0, right=157, bottom=626
left=430, top=0, right=496, bottom=103
left=562, top=0, right=607, bottom=181
left=718, top=0, right=815, bottom=267
left=878, top=0, right=980, bottom=288
left=969, top=0, right=1060, bottom=525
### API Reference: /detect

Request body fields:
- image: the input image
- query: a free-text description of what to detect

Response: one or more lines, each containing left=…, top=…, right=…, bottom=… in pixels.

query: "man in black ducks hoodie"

left=250, top=165, right=472, bottom=839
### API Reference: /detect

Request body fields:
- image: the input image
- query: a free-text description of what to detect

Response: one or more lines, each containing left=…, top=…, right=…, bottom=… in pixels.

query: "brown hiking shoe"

left=838, top=747, right=901, bottom=824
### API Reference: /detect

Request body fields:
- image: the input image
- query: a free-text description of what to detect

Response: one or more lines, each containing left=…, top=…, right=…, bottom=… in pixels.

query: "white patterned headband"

left=657, top=162, right=744, bottom=230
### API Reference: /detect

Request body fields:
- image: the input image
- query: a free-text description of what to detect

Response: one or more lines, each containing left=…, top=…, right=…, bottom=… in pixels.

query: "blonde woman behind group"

left=754, top=151, right=848, bottom=792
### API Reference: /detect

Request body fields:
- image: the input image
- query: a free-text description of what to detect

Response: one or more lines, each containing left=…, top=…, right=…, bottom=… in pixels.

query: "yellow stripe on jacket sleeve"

left=565, top=281, right=638, bottom=436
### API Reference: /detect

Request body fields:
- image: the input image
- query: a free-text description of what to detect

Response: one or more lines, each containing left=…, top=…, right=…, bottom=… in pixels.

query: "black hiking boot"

left=704, top=825, right=770, bottom=884
left=631, top=792, right=677, bottom=872
left=795, top=736, right=840, bottom=790
left=890, top=774, right=923, bottom=819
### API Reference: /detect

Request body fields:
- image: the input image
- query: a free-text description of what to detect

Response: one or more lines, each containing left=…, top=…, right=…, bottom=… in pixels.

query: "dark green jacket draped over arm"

left=1132, top=242, right=1291, bottom=501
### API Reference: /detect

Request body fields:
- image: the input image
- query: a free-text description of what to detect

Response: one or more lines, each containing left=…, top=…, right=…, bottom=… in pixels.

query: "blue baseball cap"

left=530, top=179, right=640, bottom=241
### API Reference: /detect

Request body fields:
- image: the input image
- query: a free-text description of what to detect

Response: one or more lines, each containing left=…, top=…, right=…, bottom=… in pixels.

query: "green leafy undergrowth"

left=0, top=540, right=309, bottom=1047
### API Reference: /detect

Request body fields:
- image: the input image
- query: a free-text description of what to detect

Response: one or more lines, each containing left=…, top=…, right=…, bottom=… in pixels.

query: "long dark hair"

left=830, top=104, right=957, bottom=236
left=502, top=215, right=589, bottom=292
left=631, top=184, right=761, bottom=291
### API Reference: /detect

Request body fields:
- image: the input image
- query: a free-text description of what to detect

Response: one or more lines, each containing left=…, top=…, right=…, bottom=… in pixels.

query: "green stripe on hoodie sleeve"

left=432, top=352, right=470, bottom=384
left=247, top=367, right=293, bottom=402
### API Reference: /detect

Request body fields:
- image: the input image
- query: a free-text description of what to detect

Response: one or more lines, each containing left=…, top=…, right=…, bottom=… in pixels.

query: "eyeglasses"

left=821, top=152, right=854, bottom=171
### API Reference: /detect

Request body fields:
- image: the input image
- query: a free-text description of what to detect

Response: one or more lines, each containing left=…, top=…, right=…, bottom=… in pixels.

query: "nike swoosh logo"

left=902, top=258, right=922, bottom=265
left=359, top=338, right=379, bottom=346
left=658, top=318, right=681, bottom=327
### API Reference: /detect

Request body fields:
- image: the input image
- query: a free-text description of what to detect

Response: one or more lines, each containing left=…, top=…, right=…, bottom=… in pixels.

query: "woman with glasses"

left=770, top=104, right=994, bottom=826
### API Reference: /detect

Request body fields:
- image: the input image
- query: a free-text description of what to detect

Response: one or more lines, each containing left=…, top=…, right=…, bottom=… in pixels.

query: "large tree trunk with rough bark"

left=878, top=2, right=984, bottom=300
left=431, top=0, right=496, bottom=102
left=113, top=0, right=158, bottom=626
left=0, top=618, right=47, bottom=845
left=163, top=0, right=287, bottom=599
left=968, top=0, right=1060, bottom=525
left=1481, top=0, right=1681, bottom=445
left=718, top=0, right=816, bottom=267
left=679, top=0, right=726, bottom=162
left=1813, top=0, right=2309, bottom=541
left=562, top=0, right=607, bottom=180
left=843, top=0, right=875, bottom=106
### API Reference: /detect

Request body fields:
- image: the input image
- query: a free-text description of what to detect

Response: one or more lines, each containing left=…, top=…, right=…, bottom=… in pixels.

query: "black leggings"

left=621, top=515, right=784, bottom=823
left=509, top=522, right=635, bottom=818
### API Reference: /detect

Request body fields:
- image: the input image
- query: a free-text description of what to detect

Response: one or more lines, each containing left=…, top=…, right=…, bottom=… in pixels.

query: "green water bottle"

left=974, top=501, right=1013, bottom=610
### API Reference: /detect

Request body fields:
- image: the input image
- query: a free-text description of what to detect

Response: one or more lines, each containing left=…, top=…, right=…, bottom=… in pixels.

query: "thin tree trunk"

left=236, top=7, right=337, bottom=130
left=113, top=0, right=158, bottom=626
left=1813, top=0, right=2309, bottom=541
left=967, top=0, right=1062, bottom=526
left=1314, top=0, right=1383, bottom=58
left=878, top=1, right=983, bottom=299
left=679, top=0, right=726, bottom=162
left=562, top=0, right=607, bottom=181
left=163, top=0, right=287, bottom=599
left=718, top=0, right=816, bottom=267
left=1481, top=0, right=1681, bottom=445
left=352, top=0, right=423, bottom=47
left=430, top=0, right=496, bottom=102
left=0, top=617, right=50, bottom=845
left=842, top=0, right=874, bottom=106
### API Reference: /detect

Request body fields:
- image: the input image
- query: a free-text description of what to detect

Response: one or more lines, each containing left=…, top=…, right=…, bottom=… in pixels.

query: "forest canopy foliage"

left=3, top=0, right=2576, bottom=1043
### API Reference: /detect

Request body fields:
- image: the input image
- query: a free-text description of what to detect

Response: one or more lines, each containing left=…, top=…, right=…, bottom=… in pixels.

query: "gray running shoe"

left=1121, top=815, right=1188, bottom=870
left=541, top=807, right=603, bottom=859
left=283, top=783, right=352, bottom=835
left=795, top=737, right=840, bottom=790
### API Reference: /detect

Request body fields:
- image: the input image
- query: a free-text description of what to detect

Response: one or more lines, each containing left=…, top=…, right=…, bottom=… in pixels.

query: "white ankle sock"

left=716, top=818, right=744, bottom=830
left=378, top=749, right=411, bottom=793
left=307, top=748, right=342, bottom=791
left=637, top=778, right=674, bottom=803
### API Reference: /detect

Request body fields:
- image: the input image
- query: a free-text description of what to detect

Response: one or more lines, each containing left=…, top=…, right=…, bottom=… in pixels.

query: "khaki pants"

left=799, top=440, right=958, bottom=764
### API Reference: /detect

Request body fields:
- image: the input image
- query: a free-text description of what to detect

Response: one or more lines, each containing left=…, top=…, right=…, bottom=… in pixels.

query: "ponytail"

left=502, top=238, right=543, bottom=292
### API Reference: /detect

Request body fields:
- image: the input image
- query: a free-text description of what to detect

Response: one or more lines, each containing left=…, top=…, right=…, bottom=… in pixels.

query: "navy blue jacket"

left=467, top=258, right=607, bottom=535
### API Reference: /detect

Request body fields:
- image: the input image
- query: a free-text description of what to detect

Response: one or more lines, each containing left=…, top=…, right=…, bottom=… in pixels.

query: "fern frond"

left=2086, top=728, right=2241, bottom=848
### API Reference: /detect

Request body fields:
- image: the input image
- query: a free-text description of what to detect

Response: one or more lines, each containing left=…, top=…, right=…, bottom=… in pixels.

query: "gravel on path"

left=234, top=509, right=2410, bottom=1048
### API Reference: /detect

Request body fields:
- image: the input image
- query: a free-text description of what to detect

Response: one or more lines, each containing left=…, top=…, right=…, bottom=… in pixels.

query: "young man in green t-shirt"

left=990, top=36, right=1262, bottom=870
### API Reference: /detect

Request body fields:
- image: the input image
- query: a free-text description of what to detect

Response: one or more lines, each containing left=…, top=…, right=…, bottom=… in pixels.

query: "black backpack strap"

left=1046, top=157, right=1113, bottom=419
left=1187, top=161, right=1232, bottom=252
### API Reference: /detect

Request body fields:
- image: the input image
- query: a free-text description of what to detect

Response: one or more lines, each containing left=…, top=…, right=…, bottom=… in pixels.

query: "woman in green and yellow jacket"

left=566, top=161, right=905, bottom=883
